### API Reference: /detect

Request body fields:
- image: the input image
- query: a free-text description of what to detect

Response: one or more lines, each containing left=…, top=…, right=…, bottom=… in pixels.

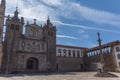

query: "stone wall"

left=56, top=57, right=83, bottom=72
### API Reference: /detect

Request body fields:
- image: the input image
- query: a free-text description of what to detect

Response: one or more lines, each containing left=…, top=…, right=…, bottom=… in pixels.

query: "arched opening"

left=26, top=57, right=39, bottom=70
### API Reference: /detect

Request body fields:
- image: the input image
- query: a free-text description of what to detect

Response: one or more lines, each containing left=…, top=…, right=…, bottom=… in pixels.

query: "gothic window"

left=117, top=54, right=120, bottom=59
left=10, top=24, right=14, bottom=30
left=16, top=25, right=19, bottom=31
left=116, top=47, right=120, bottom=52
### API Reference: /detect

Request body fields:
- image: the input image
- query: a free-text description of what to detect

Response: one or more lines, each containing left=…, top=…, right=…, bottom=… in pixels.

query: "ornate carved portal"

left=26, top=57, right=39, bottom=70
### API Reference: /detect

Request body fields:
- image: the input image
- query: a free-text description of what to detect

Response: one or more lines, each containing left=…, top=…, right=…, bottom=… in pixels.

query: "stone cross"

left=97, top=32, right=104, bottom=63
left=97, top=32, right=104, bottom=73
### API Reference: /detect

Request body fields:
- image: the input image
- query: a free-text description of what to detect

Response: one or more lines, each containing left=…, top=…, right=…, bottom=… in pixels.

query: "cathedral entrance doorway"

left=26, top=57, right=39, bottom=70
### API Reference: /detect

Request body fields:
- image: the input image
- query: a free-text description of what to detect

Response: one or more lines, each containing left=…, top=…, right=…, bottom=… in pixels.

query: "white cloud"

left=5, top=0, right=59, bottom=22
left=77, top=4, right=120, bottom=27
left=55, top=20, right=120, bottom=34
left=4, top=0, right=120, bottom=27
left=41, top=0, right=62, bottom=6
left=58, top=2, right=120, bottom=27
left=3, top=0, right=120, bottom=34
left=57, top=35, right=78, bottom=39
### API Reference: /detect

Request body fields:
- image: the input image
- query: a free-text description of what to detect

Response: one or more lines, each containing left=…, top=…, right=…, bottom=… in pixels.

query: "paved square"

left=0, top=72, right=120, bottom=80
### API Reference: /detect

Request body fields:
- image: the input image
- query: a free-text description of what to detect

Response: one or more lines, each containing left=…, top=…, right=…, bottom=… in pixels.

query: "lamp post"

left=97, top=32, right=104, bottom=73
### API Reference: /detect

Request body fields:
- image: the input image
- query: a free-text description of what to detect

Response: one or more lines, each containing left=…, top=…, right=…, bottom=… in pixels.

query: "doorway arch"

left=26, top=57, right=39, bottom=70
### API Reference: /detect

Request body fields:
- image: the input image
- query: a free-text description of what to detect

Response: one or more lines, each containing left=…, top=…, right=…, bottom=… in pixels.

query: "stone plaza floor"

left=0, top=72, right=120, bottom=80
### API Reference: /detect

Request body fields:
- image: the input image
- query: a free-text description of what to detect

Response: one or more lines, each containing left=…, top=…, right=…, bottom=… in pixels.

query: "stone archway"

left=26, top=57, right=39, bottom=70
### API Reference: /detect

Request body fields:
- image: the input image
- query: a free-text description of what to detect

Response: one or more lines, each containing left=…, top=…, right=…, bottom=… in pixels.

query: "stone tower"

left=0, top=0, right=5, bottom=33
left=1, top=8, right=24, bottom=73
left=43, top=17, right=56, bottom=71
left=0, top=0, right=5, bottom=70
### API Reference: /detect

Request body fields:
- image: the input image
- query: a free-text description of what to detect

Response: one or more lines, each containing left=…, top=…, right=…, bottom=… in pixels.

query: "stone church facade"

left=0, top=0, right=56, bottom=73
left=0, top=0, right=120, bottom=73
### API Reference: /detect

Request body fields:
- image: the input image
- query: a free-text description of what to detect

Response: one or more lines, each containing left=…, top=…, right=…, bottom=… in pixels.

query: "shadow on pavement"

left=94, top=72, right=119, bottom=77
left=0, top=72, right=77, bottom=78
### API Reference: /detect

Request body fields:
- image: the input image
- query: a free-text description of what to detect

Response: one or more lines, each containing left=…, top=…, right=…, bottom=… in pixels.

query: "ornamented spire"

left=1, top=0, right=6, bottom=8
left=14, top=7, right=19, bottom=17
left=1, top=0, right=6, bottom=5
left=47, top=16, right=50, bottom=24
left=34, top=19, right=36, bottom=24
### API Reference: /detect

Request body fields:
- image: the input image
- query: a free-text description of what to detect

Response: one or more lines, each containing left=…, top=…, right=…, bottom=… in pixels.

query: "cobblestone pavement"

left=0, top=72, right=120, bottom=80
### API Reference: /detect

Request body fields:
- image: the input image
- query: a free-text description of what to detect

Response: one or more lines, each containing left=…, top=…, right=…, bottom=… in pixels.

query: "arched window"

left=73, top=50, right=75, bottom=57
left=10, top=24, right=14, bottom=30
left=117, top=54, right=120, bottom=59
left=116, top=47, right=120, bottom=52
left=68, top=50, right=71, bottom=57
left=63, top=49, right=66, bottom=57
left=58, top=49, right=61, bottom=56
left=16, top=25, right=19, bottom=31
left=77, top=51, right=80, bottom=58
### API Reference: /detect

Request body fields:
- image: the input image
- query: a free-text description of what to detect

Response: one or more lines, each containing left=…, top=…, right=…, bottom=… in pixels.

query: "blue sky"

left=2, top=0, right=120, bottom=48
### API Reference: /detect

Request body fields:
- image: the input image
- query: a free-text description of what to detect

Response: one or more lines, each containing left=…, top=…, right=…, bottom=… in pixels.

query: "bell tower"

left=43, top=17, right=56, bottom=71
left=0, top=0, right=5, bottom=39
left=0, top=0, right=5, bottom=71
left=1, top=8, right=24, bottom=73
left=4, top=8, right=24, bottom=51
